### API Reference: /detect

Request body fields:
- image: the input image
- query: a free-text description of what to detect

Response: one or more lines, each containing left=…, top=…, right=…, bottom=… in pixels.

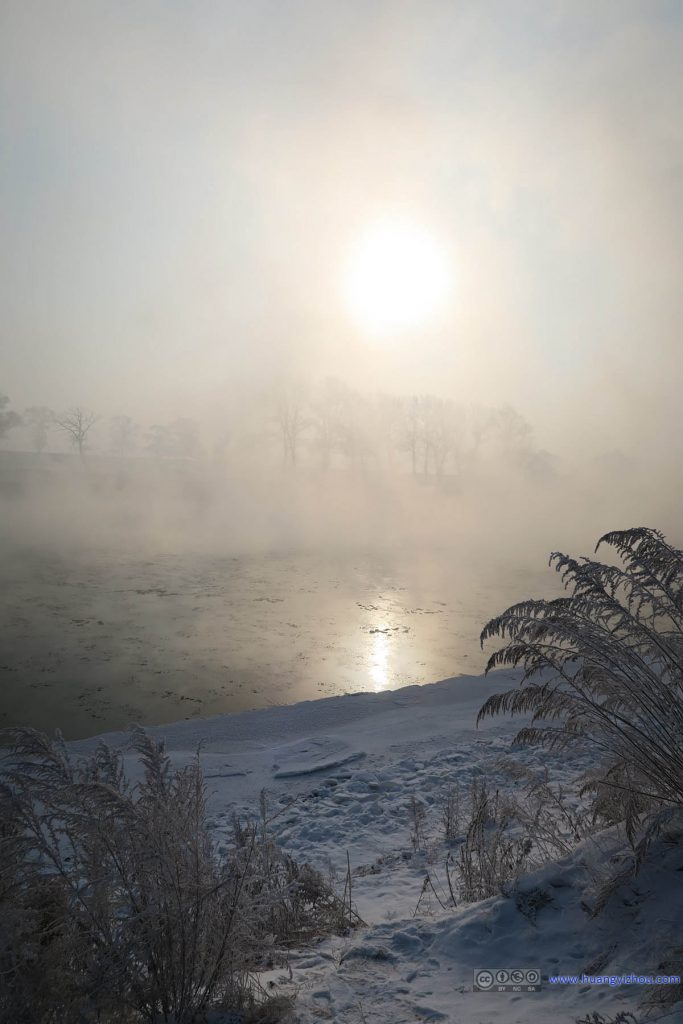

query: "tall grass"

left=478, top=526, right=683, bottom=871
left=0, top=727, right=350, bottom=1024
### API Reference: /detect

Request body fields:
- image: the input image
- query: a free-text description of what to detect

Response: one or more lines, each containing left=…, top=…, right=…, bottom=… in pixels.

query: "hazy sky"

left=2, top=0, right=682, bottom=452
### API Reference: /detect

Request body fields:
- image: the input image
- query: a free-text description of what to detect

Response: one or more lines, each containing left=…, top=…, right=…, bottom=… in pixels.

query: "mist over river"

left=1, top=541, right=566, bottom=739
left=3, top=450, right=674, bottom=740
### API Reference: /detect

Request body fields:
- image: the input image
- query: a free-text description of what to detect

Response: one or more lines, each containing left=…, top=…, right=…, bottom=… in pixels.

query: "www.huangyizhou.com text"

left=548, top=973, right=680, bottom=988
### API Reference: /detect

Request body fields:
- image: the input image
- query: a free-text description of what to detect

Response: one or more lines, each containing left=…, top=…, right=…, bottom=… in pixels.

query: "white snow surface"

left=69, top=672, right=683, bottom=1024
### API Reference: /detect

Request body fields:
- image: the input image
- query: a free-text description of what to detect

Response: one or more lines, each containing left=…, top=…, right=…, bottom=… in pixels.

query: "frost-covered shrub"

left=494, top=759, right=590, bottom=859
left=0, top=727, right=344, bottom=1024
left=442, top=766, right=591, bottom=906
left=457, top=778, right=532, bottom=902
left=439, top=783, right=462, bottom=845
left=230, top=801, right=360, bottom=948
left=408, top=795, right=428, bottom=853
left=479, top=527, right=683, bottom=887
left=574, top=1013, right=639, bottom=1024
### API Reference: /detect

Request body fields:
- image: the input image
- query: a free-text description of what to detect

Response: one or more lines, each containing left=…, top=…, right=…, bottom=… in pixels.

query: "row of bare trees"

left=1, top=381, right=551, bottom=481
left=270, top=377, right=545, bottom=480
left=0, top=396, right=98, bottom=461
left=0, top=394, right=201, bottom=463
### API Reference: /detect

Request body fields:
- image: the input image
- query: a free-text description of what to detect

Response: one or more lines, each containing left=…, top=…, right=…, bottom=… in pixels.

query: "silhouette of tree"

left=55, top=407, right=98, bottom=462
left=110, top=415, right=139, bottom=455
left=24, top=407, right=54, bottom=453
left=147, top=418, right=200, bottom=458
left=0, top=394, right=22, bottom=440
left=273, top=378, right=308, bottom=469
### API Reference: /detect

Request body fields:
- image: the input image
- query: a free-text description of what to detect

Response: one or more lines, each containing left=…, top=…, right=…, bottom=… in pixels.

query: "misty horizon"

left=2, top=1, right=683, bottom=458
left=2, top=0, right=683, bottom=737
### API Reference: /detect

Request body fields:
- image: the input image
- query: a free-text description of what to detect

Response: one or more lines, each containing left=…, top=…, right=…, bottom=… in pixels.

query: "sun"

left=343, top=220, right=452, bottom=335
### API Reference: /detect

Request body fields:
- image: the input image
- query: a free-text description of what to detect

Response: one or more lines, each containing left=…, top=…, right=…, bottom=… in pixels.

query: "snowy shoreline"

left=67, top=672, right=683, bottom=1024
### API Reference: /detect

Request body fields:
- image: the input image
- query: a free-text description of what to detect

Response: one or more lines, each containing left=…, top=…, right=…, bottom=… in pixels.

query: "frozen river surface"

left=1, top=542, right=562, bottom=739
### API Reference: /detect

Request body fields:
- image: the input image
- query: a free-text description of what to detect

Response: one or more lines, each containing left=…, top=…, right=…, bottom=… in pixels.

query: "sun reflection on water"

left=369, top=630, right=390, bottom=691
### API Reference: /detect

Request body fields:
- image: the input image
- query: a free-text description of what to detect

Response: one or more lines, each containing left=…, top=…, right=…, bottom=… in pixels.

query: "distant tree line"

left=266, top=376, right=553, bottom=482
left=0, top=381, right=556, bottom=482
left=0, top=394, right=200, bottom=463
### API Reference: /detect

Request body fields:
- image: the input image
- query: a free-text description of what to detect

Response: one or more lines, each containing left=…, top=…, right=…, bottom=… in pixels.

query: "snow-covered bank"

left=287, top=828, right=683, bottom=1024
left=68, top=673, right=683, bottom=1024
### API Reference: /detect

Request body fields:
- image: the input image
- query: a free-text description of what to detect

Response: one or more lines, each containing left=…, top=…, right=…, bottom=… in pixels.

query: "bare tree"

left=110, top=414, right=139, bottom=456
left=466, top=404, right=495, bottom=461
left=147, top=423, right=170, bottom=458
left=309, top=377, right=344, bottom=471
left=469, top=405, right=492, bottom=449
left=0, top=394, right=22, bottom=440
left=492, top=404, right=533, bottom=458
left=24, top=406, right=54, bottom=454
left=421, top=396, right=465, bottom=481
left=147, top=418, right=200, bottom=459
left=399, top=396, right=424, bottom=476
left=273, top=378, right=308, bottom=469
left=168, top=417, right=201, bottom=458
left=375, top=392, right=405, bottom=470
left=397, top=395, right=460, bottom=479
left=333, top=382, right=375, bottom=474
left=55, top=407, right=98, bottom=462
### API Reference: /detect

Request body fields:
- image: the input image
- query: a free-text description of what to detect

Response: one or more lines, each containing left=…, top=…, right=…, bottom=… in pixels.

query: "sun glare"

left=369, top=629, right=389, bottom=691
left=343, top=221, right=452, bottom=335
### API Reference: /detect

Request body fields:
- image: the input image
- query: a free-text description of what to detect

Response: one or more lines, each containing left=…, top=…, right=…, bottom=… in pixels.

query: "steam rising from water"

left=2, top=1, right=682, bottom=736
left=1, top=445, right=681, bottom=738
